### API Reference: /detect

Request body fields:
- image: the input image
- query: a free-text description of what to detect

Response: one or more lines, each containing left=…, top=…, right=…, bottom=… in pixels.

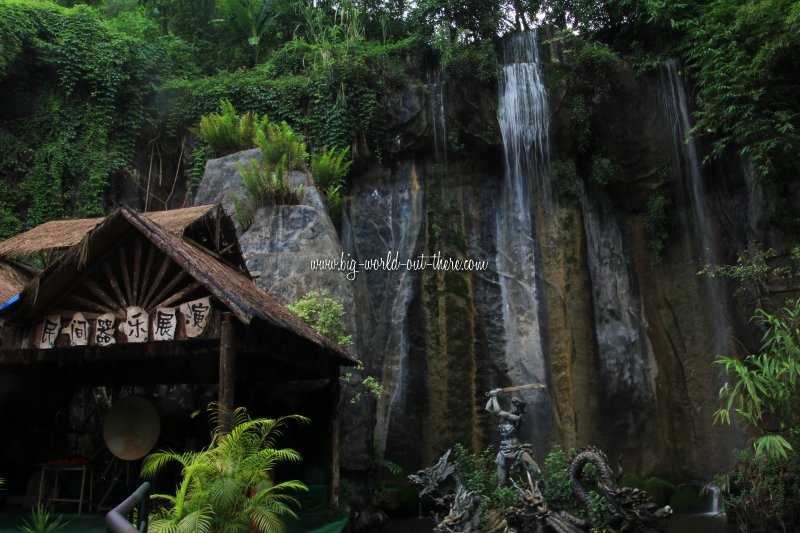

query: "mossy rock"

left=619, top=473, right=644, bottom=489
left=642, top=476, right=676, bottom=507
left=670, top=484, right=706, bottom=513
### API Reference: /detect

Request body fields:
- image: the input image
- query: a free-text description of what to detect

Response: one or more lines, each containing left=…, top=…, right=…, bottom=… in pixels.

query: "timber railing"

left=105, top=481, right=151, bottom=533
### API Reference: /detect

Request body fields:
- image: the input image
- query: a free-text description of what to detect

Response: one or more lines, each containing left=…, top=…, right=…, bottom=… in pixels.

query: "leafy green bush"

left=287, top=290, right=352, bottom=348
left=311, top=146, right=352, bottom=191
left=288, top=290, right=384, bottom=404
left=196, top=99, right=268, bottom=156
left=256, top=121, right=308, bottom=169
left=143, top=408, right=309, bottom=533
left=0, top=1, right=168, bottom=226
left=232, top=156, right=304, bottom=230
left=542, top=445, right=574, bottom=511
left=715, top=299, right=800, bottom=460
left=724, top=442, right=800, bottom=531
left=311, top=146, right=352, bottom=216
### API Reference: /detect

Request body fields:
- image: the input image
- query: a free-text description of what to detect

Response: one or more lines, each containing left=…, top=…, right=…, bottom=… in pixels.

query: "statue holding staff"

left=485, top=384, right=545, bottom=488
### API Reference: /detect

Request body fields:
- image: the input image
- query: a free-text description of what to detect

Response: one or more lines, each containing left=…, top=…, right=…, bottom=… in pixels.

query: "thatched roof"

left=0, top=205, right=218, bottom=258
left=0, top=259, right=36, bottom=305
left=0, top=206, right=356, bottom=366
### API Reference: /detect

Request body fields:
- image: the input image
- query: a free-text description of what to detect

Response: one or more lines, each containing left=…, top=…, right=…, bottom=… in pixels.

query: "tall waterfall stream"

left=496, top=30, right=550, bottom=440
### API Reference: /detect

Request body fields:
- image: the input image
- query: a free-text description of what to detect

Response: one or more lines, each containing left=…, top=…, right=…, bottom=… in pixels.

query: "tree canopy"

left=0, top=0, right=797, bottom=235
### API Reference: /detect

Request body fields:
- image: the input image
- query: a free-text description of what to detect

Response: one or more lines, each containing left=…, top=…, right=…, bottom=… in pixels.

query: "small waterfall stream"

left=495, top=30, right=550, bottom=439
left=426, top=67, right=448, bottom=174
left=659, top=59, right=732, bottom=355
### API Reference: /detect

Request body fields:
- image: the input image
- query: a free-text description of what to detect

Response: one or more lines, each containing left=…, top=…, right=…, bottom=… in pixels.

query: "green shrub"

left=196, top=99, right=268, bottom=156
left=19, top=504, right=68, bottom=533
left=232, top=156, right=304, bottom=230
left=311, top=146, right=352, bottom=217
left=542, top=445, right=575, bottom=511
left=724, top=442, right=800, bottom=531
left=257, top=121, right=308, bottom=170
left=287, top=290, right=352, bottom=347
left=143, top=407, right=309, bottom=533
left=311, top=146, right=352, bottom=191
left=715, top=300, right=800, bottom=460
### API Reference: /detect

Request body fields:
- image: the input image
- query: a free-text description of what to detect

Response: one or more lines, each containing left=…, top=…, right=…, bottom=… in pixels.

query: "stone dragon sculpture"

left=409, top=446, right=672, bottom=533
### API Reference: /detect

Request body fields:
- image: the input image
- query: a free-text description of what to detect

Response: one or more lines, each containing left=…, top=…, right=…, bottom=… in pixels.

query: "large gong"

left=102, top=396, right=161, bottom=461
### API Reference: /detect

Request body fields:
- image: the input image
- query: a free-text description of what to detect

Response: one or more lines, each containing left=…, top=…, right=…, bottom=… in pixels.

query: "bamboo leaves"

left=714, top=299, right=800, bottom=459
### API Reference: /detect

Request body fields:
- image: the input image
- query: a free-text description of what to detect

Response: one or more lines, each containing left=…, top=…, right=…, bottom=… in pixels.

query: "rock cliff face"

left=196, top=32, right=776, bottom=483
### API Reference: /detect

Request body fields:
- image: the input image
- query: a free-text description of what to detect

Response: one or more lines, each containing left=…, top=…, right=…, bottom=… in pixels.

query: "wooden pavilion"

left=0, top=204, right=356, bottom=509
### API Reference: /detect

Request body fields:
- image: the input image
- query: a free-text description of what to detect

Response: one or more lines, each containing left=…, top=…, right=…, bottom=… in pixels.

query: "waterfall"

left=495, top=30, right=550, bottom=443
left=582, top=185, right=657, bottom=426
left=706, top=484, right=723, bottom=515
left=427, top=66, right=448, bottom=174
left=659, top=59, right=732, bottom=354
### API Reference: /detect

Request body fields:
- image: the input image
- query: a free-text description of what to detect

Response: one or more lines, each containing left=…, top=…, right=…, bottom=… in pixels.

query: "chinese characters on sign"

left=122, top=306, right=149, bottom=343
left=62, top=312, right=89, bottom=346
left=152, top=307, right=177, bottom=341
left=39, top=314, right=61, bottom=349
left=34, top=297, right=212, bottom=347
left=95, top=313, right=116, bottom=346
left=179, top=297, right=212, bottom=338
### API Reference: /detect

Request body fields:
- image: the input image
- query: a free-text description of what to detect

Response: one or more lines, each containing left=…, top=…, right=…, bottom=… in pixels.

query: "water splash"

left=495, top=30, right=550, bottom=442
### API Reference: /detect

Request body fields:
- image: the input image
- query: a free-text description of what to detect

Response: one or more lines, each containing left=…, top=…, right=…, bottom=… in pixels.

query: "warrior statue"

left=486, top=387, right=542, bottom=488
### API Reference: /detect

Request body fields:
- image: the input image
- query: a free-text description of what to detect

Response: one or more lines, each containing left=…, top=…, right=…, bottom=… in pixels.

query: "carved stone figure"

left=410, top=446, right=672, bottom=533
left=485, top=388, right=542, bottom=488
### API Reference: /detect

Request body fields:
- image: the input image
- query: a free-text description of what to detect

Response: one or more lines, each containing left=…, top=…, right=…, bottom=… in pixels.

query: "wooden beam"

left=328, top=370, right=341, bottom=510
left=131, top=236, right=143, bottom=305
left=80, top=279, right=121, bottom=314
left=67, top=294, right=115, bottom=315
left=139, top=244, right=157, bottom=308
left=218, top=313, right=237, bottom=436
left=118, top=246, right=133, bottom=304
left=152, top=280, right=202, bottom=310
left=144, top=270, right=186, bottom=313
left=102, top=261, right=127, bottom=308
left=141, top=255, right=171, bottom=310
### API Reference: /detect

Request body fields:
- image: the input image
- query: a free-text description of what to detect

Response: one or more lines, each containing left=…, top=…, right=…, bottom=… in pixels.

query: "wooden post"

left=329, top=368, right=341, bottom=510
left=218, top=313, right=237, bottom=435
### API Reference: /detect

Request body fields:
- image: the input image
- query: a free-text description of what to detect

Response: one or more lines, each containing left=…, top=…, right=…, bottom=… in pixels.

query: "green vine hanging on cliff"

left=0, top=1, right=168, bottom=235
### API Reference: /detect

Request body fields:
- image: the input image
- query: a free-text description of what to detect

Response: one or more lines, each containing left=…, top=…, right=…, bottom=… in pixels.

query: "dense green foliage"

left=231, top=156, right=304, bottom=230
left=288, top=290, right=384, bottom=404
left=287, top=289, right=352, bottom=348
left=257, top=121, right=307, bottom=169
left=722, top=444, right=800, bottom=531
left=311, top=145, right=352, bottom=217
left=0, top=0, right=167, bottom=236
left=142, top=407, right=309, bottom=533
left=196, top=99, right=267, bottom=156
left=714, top=300, right=800, bottom=460
left=451, top=444, right=517, bottom=519
left=1, top=0, right=796, bottom=237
